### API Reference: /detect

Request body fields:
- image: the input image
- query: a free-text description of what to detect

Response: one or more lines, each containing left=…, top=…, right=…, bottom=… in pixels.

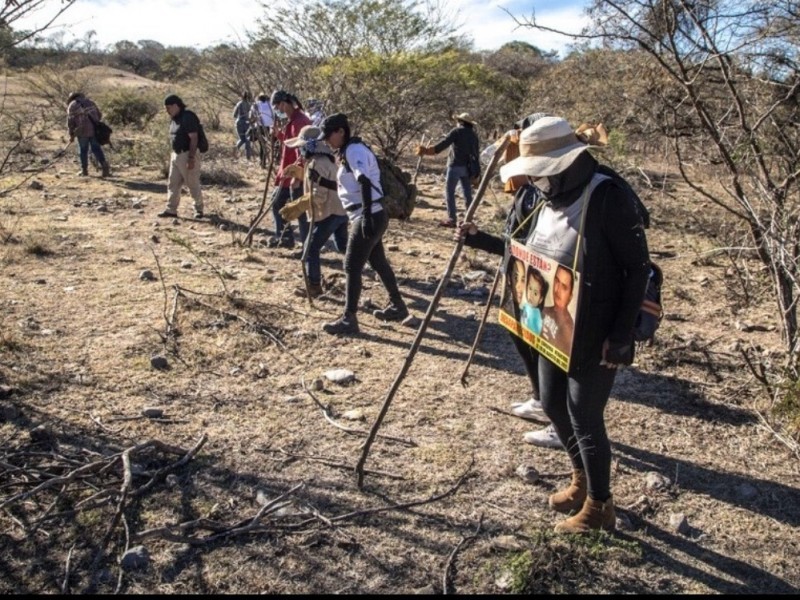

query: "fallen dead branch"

left=301, top=377, right=416, bottom=447
left=443, top=513, right=484, bottom=595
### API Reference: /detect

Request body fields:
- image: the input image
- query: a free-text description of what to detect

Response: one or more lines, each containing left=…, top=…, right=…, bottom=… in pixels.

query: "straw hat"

left=499, top=116, right=588, bottom=181
left=454, top=112, right=477, bottom=125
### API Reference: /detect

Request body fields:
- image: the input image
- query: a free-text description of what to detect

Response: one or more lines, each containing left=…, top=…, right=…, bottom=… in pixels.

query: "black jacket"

left=464, top=160, right=650, bottom=373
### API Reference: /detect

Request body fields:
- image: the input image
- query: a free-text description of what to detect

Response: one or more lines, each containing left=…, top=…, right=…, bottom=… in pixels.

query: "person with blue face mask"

left=280, top=125, right=348, bottom=298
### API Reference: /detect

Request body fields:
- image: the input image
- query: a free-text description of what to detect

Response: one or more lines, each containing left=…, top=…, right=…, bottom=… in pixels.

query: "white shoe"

left=523, top=424, right=564, bottom=449
left=510, top=395, right=538, bottom=409
left=511, top=398, right=550, bottom=422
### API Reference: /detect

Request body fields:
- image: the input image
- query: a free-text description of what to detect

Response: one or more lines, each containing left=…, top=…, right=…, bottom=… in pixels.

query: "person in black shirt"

left=416, top=113, right=480, bottom=228
left=159, top=95, right=204, bottom=219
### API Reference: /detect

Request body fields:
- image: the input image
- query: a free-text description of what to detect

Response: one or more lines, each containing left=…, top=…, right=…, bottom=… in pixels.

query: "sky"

left=16, top=0, right=589, bottom=56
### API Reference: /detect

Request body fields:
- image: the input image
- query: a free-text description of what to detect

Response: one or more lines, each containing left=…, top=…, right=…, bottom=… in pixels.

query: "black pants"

left=509, top=333, right=540, bottom=400
left=538, top=354, right=617, bottom=501
left=343, top=209, right=402, bottom=314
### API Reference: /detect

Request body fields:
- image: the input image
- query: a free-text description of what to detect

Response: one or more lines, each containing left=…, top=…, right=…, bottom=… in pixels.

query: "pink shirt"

left=274, top=109, right=312, bottom=188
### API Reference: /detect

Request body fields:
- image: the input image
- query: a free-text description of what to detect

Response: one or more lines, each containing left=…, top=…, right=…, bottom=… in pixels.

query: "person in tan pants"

left=159, top=94, right=204, bottom=219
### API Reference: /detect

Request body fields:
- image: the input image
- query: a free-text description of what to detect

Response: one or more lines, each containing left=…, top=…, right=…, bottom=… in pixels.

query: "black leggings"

left=344, top=209, right=402, bottom=314
left=510, top=333, right=540, bottom=400
left=538, top=354, right=617, bottom=501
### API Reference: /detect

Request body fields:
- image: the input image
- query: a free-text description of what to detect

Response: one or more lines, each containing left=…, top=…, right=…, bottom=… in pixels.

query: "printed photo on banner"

left=498, top=240, right=581, bottom=372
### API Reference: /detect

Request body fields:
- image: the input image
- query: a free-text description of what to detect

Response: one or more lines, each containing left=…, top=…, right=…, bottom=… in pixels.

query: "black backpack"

left=634, top=262, right=664, bottom=342
left=197, top=123, right=209, bottom=154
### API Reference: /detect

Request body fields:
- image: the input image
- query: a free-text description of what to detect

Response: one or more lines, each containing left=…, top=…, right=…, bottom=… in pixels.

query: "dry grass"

left=0, top=70, right=798, bottom=594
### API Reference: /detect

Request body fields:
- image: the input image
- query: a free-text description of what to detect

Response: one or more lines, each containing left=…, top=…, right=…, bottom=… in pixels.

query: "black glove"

left=602, top=339, right=634, bottom=366
left=361, top=211, right=374, bottom=237
left=308, top=168, right=321, bottom=184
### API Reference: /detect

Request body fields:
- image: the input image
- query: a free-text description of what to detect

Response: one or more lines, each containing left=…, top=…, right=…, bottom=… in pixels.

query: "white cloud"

left=16, top=0, right=588, bottom=55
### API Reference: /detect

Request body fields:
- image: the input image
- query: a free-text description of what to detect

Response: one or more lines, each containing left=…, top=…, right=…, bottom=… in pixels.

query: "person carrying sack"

left=280, top=125, right=348, bottom=298
left=66, top=92, right=111, bottom=178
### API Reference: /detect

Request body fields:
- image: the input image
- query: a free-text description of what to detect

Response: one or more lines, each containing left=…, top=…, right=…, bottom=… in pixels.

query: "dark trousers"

left=509, top=333, right=540, bottom=400
left=305, top=214, right=348, bottom=285
left=538, top=354, right=617, bottom=502
left=271, top=185, right=308, bottom=244
left=78, top=136, right=106, bottom=170
left=343, top=209, right=402, bottom=314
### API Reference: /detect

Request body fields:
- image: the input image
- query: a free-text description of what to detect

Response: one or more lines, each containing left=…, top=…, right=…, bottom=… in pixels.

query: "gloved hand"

left=283, top=164, right=304, bottom=180
left=361, top=211, right=374, bottom=237
left=600, top=338, right=633, bottom=368
left=279, top=193, right=311, bottom=221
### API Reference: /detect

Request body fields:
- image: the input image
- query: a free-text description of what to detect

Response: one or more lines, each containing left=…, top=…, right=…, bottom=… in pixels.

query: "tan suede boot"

left=554, top=496, right=616, bottom=534
left=548, top=469, right=587, bottom=514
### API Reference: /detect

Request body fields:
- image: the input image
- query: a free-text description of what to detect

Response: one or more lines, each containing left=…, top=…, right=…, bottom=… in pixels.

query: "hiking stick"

left=411, top=133, right=427, bottom=187
left=300, top=179, right=316, bottom=307
left=460, top=263, right=502, bottom=385
left=243, top=135, right=278, bottom=246
left=355, top=136, right=510, bottom=489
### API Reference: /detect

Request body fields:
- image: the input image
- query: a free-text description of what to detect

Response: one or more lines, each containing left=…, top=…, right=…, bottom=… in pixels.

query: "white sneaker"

left=523, top=424, right=564, bottom=449
left=510, top=398, right=550, bottom=422
left=510, top=395, right=537, bottom=409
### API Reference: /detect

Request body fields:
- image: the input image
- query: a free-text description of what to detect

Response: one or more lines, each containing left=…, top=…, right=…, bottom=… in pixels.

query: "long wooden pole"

left=355, top=136, right=510, bottom=489
left=243, top=135, right=278, bottom=246
left=460, top=263, right=502, bottom=385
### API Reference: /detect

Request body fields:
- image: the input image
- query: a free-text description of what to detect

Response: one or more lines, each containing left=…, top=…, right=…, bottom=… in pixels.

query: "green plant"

left=101, top=89, right=160, bottom=127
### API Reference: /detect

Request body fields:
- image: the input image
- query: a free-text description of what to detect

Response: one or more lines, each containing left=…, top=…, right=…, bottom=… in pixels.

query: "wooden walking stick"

left=300, top=179, right=317, bottom=307
left=355, top=135, right=510, bottom=489
left=412, top=133, right=428, bottom=187
left=243, top=135, right=279, bottom=246
left=460, top=263, right=502, bottom=385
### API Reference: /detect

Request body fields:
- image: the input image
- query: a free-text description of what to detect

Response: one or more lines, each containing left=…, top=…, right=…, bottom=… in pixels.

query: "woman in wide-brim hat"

left=486, top=115, right=651, bottom=534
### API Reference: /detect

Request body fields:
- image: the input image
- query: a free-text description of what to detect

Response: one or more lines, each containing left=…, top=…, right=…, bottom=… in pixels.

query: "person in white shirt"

left=250, top=93, right=275, bottom=168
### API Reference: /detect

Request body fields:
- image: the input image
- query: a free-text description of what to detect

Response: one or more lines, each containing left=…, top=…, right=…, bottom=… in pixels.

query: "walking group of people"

left=68, top=88, right=651, bottom=535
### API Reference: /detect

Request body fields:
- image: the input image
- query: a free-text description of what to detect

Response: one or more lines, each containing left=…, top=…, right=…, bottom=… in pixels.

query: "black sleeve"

left=432, top=129, right=457, bottom=154
left=357, top=173, right=372, bottom=208
left=317, top=177, right=337, bottom=191
left=599, top=181, right=651, bottom=343
left=463, top=230, right=505, bottom=255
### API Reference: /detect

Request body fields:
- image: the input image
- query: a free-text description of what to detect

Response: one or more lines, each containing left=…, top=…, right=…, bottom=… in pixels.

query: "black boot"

left=373, top=300, right=408, bottom=322
left=323, top=311, right=359, bottom=335
left=101, top=162, right=111, bottom=178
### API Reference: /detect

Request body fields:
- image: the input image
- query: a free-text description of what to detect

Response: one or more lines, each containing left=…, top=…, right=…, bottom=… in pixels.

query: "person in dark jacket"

left=464, top=116, right=650, bottom=534
left=66, top=92, right=110, bottom=178
left=416, top=113, right=480, bottom=228
left=158, top=94, right=204, bottom=219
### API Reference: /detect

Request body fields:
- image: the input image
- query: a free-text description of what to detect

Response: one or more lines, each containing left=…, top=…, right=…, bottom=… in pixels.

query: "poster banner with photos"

left=498, top=240, right=581, bottom=373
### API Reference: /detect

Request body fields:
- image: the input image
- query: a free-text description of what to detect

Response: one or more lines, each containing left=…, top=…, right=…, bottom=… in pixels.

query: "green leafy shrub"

left=102, top=90, right=160, bottom=127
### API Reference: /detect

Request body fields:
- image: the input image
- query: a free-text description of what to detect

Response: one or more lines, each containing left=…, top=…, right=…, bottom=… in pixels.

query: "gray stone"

left=737, top=482, right=758, bottom=500
left=515, top=464, right=539, bottom=483
left=139, top=269, right=156, bottom=281
left=180, top=260, right=193, bottom=269
left=142, top=407, right=164, bottom=418
left=414, top=585, right=437, bottom=595
left=29, top=180, right=44, bottom=190
left=1, top=403, right=20, bottom=421
left=120, top=546, right=150, bottom=571
left=96, top=205, right=108, bottom=213
left=341, top=409, right=364, bottom=421
left=310, top=378, right=324, bottom=391
left=463, top=270, right=487, bottom=282
left=0, top=384, right=14, bottom=399
left=150, top=355, right=169, bottom=370
left=324, top=368, right=355, bottom=384
left=668, top=512, right=691, bottom=535
left=645, top=471, right=672, bottom=491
